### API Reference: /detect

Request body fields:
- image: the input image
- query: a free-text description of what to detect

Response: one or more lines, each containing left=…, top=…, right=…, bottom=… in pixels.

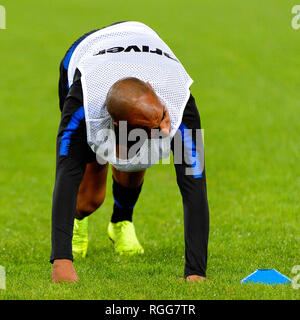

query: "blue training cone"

left=241, top=269, right=291, bottom=285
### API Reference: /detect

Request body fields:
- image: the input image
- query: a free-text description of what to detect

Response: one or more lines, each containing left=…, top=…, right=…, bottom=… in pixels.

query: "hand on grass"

left=51, top=259, right=79, bottom=283
left=179, top=275, right=208, bottom=283
left=186, top=275, right=208, bottom=282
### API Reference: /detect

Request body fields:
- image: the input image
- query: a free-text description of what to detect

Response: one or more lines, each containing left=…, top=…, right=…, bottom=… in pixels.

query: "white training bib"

left=68, top=21, right=193, bottom=171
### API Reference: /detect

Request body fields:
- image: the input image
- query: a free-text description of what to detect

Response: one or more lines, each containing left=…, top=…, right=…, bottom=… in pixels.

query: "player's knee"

left=76, top=194, right=105, bottom=218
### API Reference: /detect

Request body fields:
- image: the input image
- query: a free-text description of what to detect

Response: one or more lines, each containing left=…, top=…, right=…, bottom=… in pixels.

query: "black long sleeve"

left=50, top=77, right=92, bottom=263
left=172, top=95, right=209, bottom=277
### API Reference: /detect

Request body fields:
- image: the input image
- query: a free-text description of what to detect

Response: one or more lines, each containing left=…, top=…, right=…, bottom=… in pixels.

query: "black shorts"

left=58, top=29, right=100, bottom=111
left=58, top=22, right=128, bottom=111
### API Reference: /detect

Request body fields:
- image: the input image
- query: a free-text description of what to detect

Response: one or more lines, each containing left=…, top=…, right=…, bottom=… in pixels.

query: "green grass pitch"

left=0, top=0, right=299, bottom=299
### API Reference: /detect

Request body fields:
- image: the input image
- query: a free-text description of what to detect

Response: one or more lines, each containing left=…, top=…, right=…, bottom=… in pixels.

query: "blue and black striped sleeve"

left=50, top=76, right=89, bottom=263
left=171, top=95, right=209, bottom=278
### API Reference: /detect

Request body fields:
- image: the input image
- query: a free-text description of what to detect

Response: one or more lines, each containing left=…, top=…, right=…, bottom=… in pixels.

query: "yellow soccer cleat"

left=72, top=217, right=88, bottom=258
left=108, top=221, right=144, bottom=255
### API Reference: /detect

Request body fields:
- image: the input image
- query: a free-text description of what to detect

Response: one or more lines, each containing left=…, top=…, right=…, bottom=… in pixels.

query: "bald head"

left=106, top=77, right=164, bottom=130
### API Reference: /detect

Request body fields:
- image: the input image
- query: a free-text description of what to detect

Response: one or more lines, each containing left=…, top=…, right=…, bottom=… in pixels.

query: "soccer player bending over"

left=51, top=21, right=209, bottom=283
